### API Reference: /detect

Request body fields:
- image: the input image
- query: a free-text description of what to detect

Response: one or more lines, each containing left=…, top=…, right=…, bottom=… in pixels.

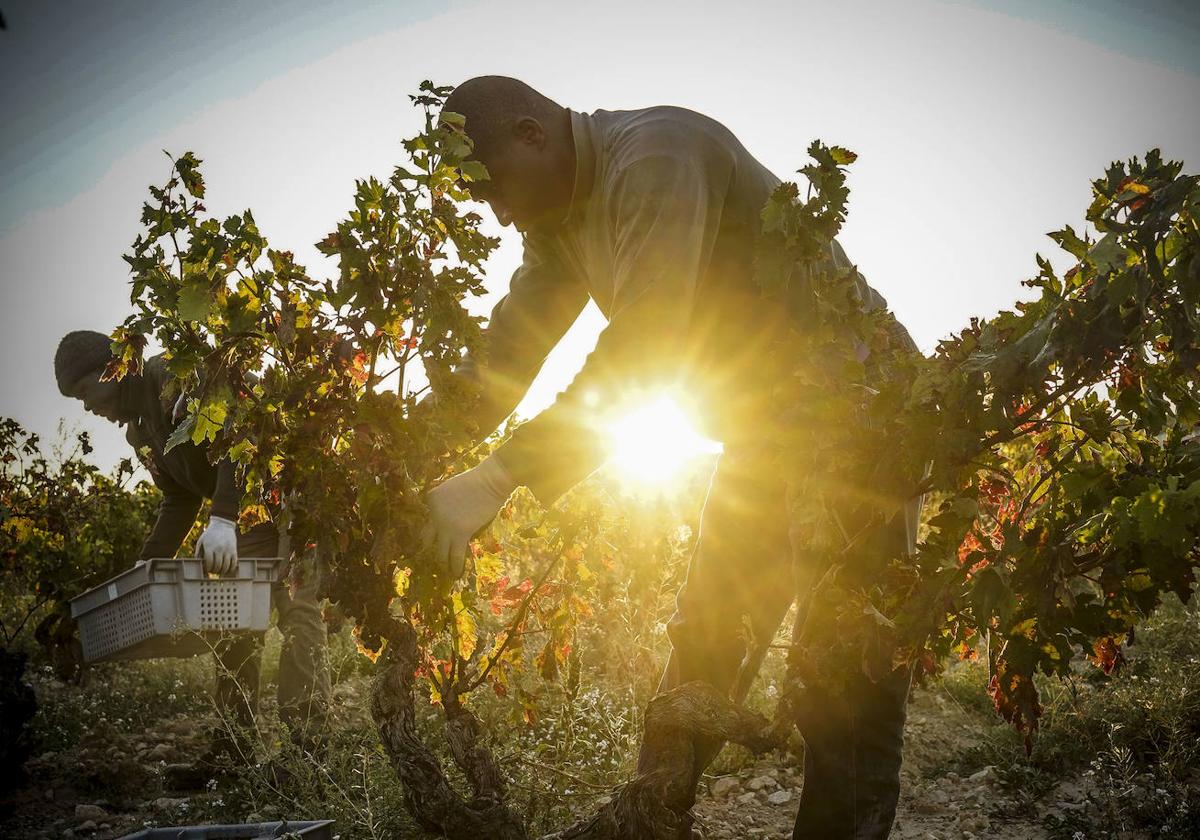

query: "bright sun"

left=606, top=395, right=723, bottom=488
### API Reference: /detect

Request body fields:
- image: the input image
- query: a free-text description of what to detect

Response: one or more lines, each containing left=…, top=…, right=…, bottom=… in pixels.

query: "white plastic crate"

left=69, top=557, right=279, bottom=663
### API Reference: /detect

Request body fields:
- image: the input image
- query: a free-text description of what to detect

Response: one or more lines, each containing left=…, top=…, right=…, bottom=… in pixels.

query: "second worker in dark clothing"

left=54, top=331, right=331, bottom=783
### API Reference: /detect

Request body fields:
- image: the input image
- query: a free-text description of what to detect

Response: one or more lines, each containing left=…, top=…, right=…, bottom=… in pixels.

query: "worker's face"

left=66, top=372, right=128, bottom=425
left=464, top=117, right=570, bottom=233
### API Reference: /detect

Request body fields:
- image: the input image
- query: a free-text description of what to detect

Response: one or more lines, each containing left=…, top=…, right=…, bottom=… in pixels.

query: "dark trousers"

left=212, top=523, right=331, bottom=752
left=638, top=448, right=920, bottom=839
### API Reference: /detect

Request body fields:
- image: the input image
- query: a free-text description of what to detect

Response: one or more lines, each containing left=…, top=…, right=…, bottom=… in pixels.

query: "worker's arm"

left=138, top=468, right=204, bottom=563
left=419, top=238, right=587, bottom=576
left=456, top=236, right=588, bottom=439
left=209, top=459, right=240, bottom=522
left=494, top=142, right=733, bottom=503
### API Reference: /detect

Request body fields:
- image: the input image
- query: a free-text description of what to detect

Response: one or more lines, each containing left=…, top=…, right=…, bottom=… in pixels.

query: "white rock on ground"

left=967, top=765, right=996, bottom=785
left=711, top=776, right=741, bottom=798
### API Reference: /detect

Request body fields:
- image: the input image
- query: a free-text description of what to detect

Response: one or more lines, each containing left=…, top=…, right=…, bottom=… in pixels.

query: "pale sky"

left=2, top=0, right=1198, bottom=471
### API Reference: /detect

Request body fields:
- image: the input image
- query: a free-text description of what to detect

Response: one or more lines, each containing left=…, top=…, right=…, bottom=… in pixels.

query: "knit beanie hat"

left=54, top=330, right=114, bottom=396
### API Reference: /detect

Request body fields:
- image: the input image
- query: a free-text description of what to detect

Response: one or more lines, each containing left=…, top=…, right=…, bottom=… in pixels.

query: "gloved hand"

left=197, top=515, right=239, bottom=575
left=422, top=455, right=517, bottom=578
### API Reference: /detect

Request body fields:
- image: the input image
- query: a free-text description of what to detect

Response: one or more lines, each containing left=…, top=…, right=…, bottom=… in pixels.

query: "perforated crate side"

left=73, top=558, right=280, bottom=662
left=78, top=586, right=156, bottom=661
left=197, top=579, right=243, bottom=630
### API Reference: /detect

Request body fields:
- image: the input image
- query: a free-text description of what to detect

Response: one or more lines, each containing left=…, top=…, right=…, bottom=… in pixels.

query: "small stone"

left=926, top=787, right=950, bottom=805
left=76, top=822, right=96, bottom=833
left=74, top=805, right=107, bottom=823
left=45, top=788, right=54, bottom=801
left=766, top=789, right=793, bottom=805
left=60, top=831, right=75, bottom=839
left=747, top=774, right=779, bottom=791
left=152, top=797, right=187, bottom=811
left=737, top=791, right=757, bottom=805
left=711, top=776, right=741, bottom=798
left=1054, top=779, right=1085, bottom=801
left=967, top=766, right=997, bottom=786
left=146, top=743, right=173, bottom=761
left=245, top=812, right=264, bottom=823
left=956, top=812, right=990, bottom=832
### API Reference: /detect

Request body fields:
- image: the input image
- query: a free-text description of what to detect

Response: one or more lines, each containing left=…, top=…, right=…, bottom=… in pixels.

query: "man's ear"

left=512, top=116, right=546, bottom=149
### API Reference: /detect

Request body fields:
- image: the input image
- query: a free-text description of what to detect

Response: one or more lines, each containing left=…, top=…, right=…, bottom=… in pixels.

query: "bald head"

left=443, top=76, right=564, bottom=158
left=442, top=76, right=575, bottom=232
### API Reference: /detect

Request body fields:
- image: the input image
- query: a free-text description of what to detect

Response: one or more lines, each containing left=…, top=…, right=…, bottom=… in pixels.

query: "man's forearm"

left=138, top=494, right=203, bottom=562
left=210, top=459, right=241, bottom=522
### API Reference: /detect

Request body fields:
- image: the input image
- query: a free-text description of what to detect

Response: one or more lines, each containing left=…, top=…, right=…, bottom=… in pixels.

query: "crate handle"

left=177, top=558, right=232, bottom=581
left=177, top=557, right=271, bottom=581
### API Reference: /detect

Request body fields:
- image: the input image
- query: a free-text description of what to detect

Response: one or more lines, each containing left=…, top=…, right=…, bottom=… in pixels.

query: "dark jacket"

left=122, top=354, right=240, bottom=561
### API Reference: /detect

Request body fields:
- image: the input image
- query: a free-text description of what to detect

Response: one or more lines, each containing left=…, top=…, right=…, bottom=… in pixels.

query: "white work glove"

left=422, top=456, right=517, bottom=579
left=197, top=515, right=239, bottom=575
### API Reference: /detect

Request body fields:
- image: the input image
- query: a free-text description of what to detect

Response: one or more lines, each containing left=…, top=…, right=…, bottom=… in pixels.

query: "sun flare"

left=606, top=395, right=722, bottom=488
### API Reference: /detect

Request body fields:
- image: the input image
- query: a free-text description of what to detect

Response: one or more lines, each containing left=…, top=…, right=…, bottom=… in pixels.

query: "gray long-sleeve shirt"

left=478, top=106, right=902, bottom=504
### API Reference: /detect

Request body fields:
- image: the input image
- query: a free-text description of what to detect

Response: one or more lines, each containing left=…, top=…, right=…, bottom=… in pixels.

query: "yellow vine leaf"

left=452, top=591, right=478, bottom=661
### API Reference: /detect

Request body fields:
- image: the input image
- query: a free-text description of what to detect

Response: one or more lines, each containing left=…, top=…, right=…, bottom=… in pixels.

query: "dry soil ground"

left=2, top=676, right=1106, bottom=840
left=691, top=687, right=1057, bottom=840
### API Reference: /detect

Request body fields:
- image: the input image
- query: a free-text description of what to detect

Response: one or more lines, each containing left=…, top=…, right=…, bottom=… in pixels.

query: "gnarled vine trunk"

left=370, top=617, right=528, bottom=839
left=370, top=617, right=792, bottom=840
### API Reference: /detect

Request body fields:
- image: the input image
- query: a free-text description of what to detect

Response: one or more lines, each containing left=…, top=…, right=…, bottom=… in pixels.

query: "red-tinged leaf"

left=958, top=531, right=985, bottom=565
left=352, top=625, right=383, bottom=663
left=988, top=660, right=1042, bottom=755
left=1117, top=365, right=1140, bottom=391
left=1091, top=635, right=1124, bottom=675
left=348, top=351, right=370, bottom=385
left=100, top=357, right=126, bottom=383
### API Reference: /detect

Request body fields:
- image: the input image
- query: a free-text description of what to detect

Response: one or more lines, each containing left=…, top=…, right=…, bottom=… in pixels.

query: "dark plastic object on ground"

left=117, top=820, right=334, bottom=840
left=0, top=649, right=37, bottom=792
